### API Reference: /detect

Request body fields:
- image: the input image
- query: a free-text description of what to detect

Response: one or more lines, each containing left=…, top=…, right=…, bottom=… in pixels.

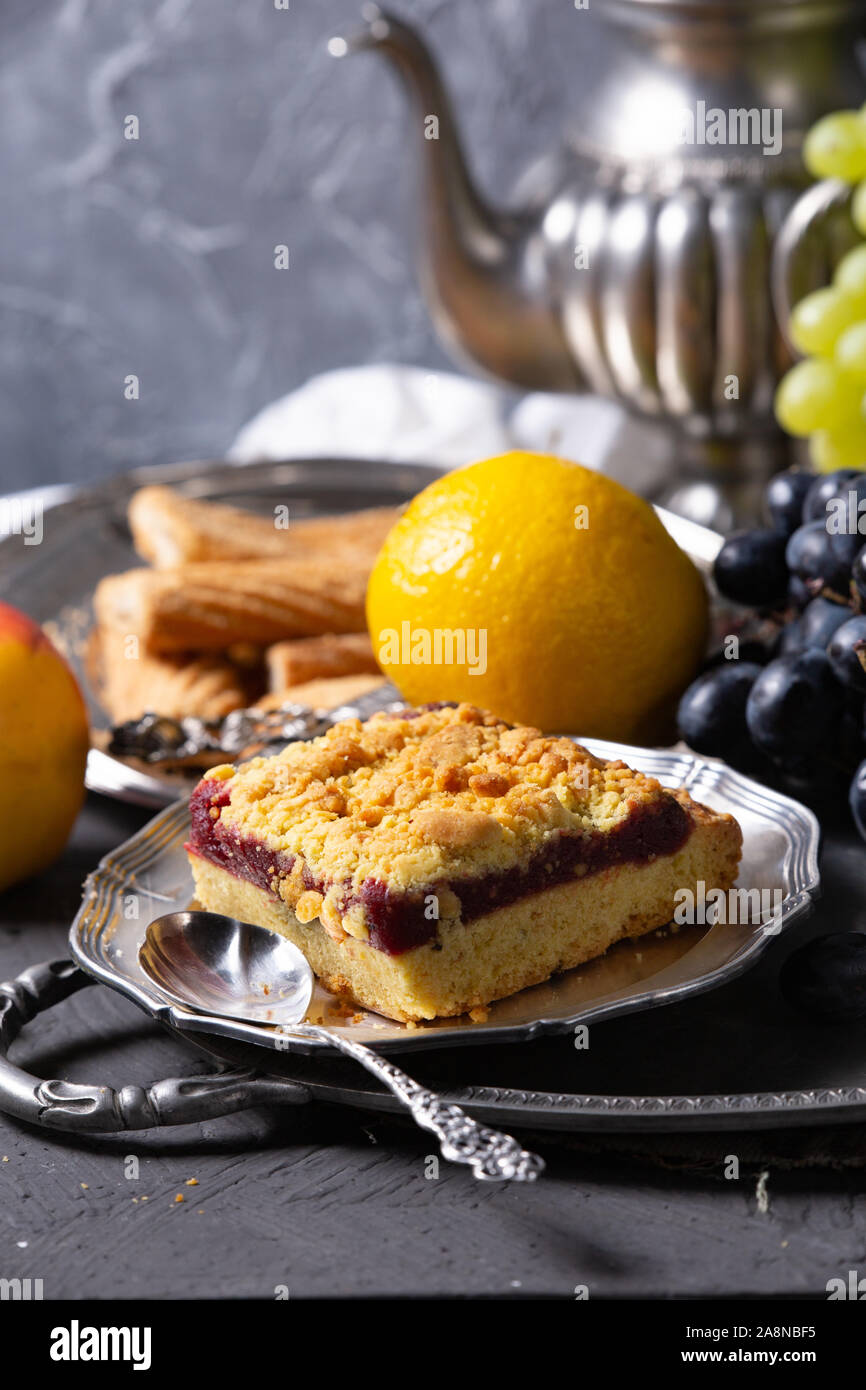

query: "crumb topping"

left=197, top=703, right=675, bottom=936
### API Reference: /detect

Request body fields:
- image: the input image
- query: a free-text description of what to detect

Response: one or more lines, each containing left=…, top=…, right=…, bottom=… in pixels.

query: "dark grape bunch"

left=677, top=467, right=866, bottom=841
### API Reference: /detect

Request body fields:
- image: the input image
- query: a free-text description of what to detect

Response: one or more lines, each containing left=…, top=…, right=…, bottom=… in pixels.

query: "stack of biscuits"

left=91, top=486, right=393, bottom=724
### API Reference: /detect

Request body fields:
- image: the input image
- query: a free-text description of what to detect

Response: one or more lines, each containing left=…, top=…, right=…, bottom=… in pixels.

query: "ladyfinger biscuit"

left=128, top=486, right=397, bottom=568
left=94, top=558, right=369, bottom=652
left=265, top=632, right=379, bottom=691
left=91, top=625, right=258, bottom=723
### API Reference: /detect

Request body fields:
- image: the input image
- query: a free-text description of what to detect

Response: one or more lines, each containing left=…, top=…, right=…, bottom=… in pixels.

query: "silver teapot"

left=334, top=1, right=866, bottom=521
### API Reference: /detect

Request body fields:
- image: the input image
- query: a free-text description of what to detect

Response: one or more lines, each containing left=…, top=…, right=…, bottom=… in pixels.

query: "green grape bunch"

left=775, top=107, right=866, bottom=473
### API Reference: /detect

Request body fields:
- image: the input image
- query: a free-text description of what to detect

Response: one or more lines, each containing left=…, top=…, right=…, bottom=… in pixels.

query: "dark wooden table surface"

left=1, top=791, right=865, bottom=1301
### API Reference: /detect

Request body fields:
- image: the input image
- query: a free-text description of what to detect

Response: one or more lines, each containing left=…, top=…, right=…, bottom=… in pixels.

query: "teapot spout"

left=332, top=6, right=578, bottom=391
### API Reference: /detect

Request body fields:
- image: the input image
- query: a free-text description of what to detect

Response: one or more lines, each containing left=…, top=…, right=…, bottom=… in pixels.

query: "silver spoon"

left=139, top=910, right=544, bottom=1182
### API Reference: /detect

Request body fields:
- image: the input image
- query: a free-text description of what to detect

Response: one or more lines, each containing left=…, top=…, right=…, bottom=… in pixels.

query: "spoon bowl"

left=139, top=910, right=314, bottom=1027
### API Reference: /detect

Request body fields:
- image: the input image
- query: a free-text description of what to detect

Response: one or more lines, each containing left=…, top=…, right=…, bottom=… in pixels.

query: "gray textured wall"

left=0, top=0, right=607, bottom=494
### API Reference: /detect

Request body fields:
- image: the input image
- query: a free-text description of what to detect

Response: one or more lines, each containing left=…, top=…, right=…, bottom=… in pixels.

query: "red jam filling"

left=187, top=775, right=691, bottom=956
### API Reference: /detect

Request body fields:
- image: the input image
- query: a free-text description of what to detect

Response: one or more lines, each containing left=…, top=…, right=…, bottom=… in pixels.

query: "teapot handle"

left=0, top=959, right=310, bottom=1132
left=771, top=177, right=857, bottom=351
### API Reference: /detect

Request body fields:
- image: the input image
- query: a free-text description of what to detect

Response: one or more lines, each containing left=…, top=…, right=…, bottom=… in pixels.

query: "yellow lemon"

left=366, top=452, right=708, bottom=740
left=0, top=601, right=89, bottom=892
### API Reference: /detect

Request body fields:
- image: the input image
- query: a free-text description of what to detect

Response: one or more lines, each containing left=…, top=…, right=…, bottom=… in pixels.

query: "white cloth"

left=230, top=364, right=668, bottom=492
left=230, top=366, right=509, bottom=467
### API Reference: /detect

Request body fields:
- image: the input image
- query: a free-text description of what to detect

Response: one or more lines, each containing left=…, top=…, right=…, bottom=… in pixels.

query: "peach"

left=0, top=601, right=89, bottom=892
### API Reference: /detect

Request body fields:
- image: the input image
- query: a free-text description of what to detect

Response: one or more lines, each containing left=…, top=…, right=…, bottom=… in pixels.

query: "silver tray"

left=0, top=455, right=445, bottom=807
left=0, top=740, right=830, bottom=1137
left=68, top=740, right=820, bottom=1057
left=0, top=456, right=851, bottom=1136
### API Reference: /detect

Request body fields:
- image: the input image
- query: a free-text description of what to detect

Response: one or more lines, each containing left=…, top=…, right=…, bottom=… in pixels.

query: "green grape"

left=836, top=373, right=866, bottom=422
left=810, top=425, right=866, bottom=473
left=804, top=111, right=866, bottom=182
left=852, top=179, right=866, bottom=237
left=835, top=321, right=866, bottom=378
left=834, top=244, right=866, bottom=299
left=775, top=359, right=847, bottom=436
left=790, top=287, right=863, bottom=355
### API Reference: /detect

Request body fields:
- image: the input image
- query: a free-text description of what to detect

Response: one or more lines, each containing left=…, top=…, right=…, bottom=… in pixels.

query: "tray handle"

left=0, top=959, right=311, bottom=1132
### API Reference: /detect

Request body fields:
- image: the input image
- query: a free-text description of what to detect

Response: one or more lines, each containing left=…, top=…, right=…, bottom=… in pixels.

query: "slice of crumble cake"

left=185, top=702, right=742, bottom=1022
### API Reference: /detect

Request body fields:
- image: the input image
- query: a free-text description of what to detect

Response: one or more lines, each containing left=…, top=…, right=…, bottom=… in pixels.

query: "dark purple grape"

left=677, top=662, right=762, bottom=764
left=785, top=521, right=861, bottom=597
left=776, top=618, right=805, bottom=655
left=851, top=758, right=866, bottom=840
left=745, top=649, right=843, bottom=757
left=765, top=468, right=814, bottom=534
left=779, top=753, right=836, bottom=794
left=713, top=529, right=789, bottom=608
left=800, top=595, right=853, bottom=650
left=835, top=704, right=866, bottom=770
left=781, top=933, right=866, bottom=1022
left=787, top=575, right=812, bottom=610
left=822, top=472, right=866, bottom=532
left=853, top=544, right=866, bottom=605
left=802, top=468, right=859, bottom=521
left=827, top=615, right=866, bottom=692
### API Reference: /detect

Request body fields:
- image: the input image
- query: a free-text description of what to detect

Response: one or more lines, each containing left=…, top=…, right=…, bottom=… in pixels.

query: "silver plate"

left=70, top=742, right=820, bottom=1070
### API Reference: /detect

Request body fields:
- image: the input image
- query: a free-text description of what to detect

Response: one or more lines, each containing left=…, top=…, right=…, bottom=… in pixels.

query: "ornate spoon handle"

left=290, top=1024, right=544, bottom=1181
